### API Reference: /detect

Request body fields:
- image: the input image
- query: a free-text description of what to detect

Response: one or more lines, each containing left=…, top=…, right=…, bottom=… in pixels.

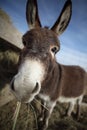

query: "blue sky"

left=0, top=0, right=87, bottom=70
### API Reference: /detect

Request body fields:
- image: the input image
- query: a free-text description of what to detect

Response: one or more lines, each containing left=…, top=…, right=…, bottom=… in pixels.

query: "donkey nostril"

left=11, top=80, right=15, bottom=91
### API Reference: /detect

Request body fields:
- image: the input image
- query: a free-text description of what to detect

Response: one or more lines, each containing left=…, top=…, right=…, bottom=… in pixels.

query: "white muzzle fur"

left=11, top=59, right=45, bottom=103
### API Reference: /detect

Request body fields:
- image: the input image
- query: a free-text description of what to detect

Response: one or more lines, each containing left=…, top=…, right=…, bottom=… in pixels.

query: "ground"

left=0, top=98, right=87, bottom=130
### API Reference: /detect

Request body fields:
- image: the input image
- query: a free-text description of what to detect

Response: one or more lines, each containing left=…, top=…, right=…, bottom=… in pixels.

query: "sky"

left=0, top=0, right=87, bottom=70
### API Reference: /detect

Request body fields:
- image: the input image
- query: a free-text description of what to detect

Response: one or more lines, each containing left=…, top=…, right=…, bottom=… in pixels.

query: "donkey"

left=10, top=0, right=87, bottom=130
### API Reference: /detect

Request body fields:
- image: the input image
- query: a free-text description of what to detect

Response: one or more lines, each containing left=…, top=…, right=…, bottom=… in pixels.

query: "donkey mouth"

left=10, top=80, right=41, bottom=103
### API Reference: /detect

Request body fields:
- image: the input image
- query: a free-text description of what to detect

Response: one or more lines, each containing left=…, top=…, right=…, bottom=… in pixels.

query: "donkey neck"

left=40, top=62, right=61, bottom=101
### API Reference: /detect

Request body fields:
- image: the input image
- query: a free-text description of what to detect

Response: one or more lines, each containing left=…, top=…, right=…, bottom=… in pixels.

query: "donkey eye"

left=51, top=47, right=58, bottom=54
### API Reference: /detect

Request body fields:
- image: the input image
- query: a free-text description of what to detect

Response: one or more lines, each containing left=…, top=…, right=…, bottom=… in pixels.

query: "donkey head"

left=10, top=0, right=72, bottom=103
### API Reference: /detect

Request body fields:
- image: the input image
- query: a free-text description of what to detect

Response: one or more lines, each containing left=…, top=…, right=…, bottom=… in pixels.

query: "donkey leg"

left=43, top=102, right=56, bottom=130
left=66, top=102, right=75, bottom=117
left=38, top=101, right=56, bottom=130
left=38, top=100, right=47, bottom=130
left=76, top=96, right=83, bottom=120
left=38, top=100, right=46, bottom=122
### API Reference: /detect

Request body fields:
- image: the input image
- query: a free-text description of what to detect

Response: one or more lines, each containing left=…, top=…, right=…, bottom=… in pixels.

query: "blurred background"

left=0, top=0, right=87, bottom=70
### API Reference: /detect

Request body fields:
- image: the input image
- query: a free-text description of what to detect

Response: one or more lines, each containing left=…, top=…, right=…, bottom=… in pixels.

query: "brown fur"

left=41, top=63, right=87, bottom=101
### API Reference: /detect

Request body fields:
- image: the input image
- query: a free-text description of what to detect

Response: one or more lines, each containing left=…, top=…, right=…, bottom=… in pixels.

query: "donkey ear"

left=51, top=0, right=72, bottom=35
left=26, top=0, right=41, bottom=29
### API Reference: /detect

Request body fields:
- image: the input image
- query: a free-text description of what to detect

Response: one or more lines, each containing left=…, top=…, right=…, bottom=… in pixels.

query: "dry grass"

left=0, top=99, right=87, bottom=130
